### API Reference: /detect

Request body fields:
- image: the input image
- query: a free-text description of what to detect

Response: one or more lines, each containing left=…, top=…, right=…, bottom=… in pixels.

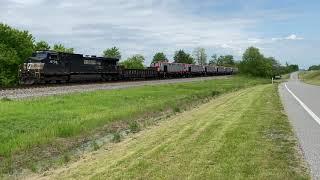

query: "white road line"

left=285, top=83, right=320, bottom=126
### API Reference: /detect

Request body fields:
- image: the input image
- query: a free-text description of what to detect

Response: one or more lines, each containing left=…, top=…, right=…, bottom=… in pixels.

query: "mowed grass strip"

left=37, top=84, right=309, bottom=180
left=0, top=76, right=266, bottom=158
left=300, top=70, right=320, bottom=85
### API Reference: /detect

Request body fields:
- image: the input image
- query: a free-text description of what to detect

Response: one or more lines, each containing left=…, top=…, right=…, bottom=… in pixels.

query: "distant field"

left=0, top=76, right=267, bottom=173
left=34, top=84, right=309, bottom=179
left=300, top=70, right=320, bottom=85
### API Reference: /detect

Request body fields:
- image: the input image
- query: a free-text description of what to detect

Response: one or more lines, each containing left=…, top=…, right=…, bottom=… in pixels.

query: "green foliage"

left=0, top=23, right=34, bottom=86
left=209, top=54, right=217, bottom=65
left=53, top=44, right=74, bottom=53
left=92, top=141, right=100, bottom=151
left=240, top=47, right=275, bottom=77
left=193, top=47, right=207, bottom=65
left=209, top=54, right=235, bottom=67
left=300, top=70, right=320, bottom=86
left=63, top=153, right=71, bottom=163
left=0, top=44, right=21, bottom=86
left=239, top=47, right=298, bottom=77
left=308, top=65, right=320, bottom=71
left=103, top=47, right=121, bottom=59
left=174, top=50, right=194, bottom=64
left=34, top=41, right=50, bottom=51
left=0, top=23, right=34, bottom=63
left=173, top=106, right=181, bottom=113
left=129, top=121, right=141, bottom=133
left=120, top=54, right=145, bottom=69
left=112, top=132, right=121, bottom=143
left=152, top=52, right=168, bottom=63
left=1, top=97, right=12, bottom=102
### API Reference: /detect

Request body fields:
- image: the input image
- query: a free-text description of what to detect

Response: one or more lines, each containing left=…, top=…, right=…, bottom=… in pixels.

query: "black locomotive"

left=19, top=50, right=237, bottom=84
left=20, top=51, right=120, bottom=84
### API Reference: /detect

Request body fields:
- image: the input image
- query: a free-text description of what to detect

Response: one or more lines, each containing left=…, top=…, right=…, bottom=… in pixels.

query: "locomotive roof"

left=35, top=50, right=119, bottom=61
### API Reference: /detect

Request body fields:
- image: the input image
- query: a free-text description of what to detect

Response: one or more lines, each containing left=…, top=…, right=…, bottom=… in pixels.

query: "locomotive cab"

left=19, top=51, right=48, bottom=84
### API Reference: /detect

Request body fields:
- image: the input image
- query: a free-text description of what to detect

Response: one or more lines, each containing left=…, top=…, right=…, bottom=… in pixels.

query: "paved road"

left=279, top=72, right=320, bottom=179
left=0, top=76, right=229, bottom=99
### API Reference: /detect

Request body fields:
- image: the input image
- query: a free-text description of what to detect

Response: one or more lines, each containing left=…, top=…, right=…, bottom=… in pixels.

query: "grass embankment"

left=300, top=70, right=320, bottom=85
left=34, top=84, right=309, bottom=179
left=0, top=76, right=266, bottom=173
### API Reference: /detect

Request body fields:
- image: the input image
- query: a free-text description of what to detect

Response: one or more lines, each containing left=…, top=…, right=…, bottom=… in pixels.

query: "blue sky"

left=1, top=0, right=319, bottom=68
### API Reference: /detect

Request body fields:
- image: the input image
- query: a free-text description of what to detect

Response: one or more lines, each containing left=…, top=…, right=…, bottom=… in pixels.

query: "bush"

left=129, top=121, right=141, bottom=133
left=0, top=23, right=34, bottom=86
left=0, top=44, right=21, bottom=86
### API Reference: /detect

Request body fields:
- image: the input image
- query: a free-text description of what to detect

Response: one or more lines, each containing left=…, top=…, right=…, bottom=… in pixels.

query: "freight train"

left=19, top=50, right=238, bottom=84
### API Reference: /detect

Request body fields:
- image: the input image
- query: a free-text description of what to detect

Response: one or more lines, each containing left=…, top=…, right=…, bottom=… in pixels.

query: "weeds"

left=129, top=121, right=140, bottom=133
left=112, top=132, right=121, bottom=143
left=63, top=154, right=71, bottom=163
left=173, top=106, right=181, bottom=113
left=211, top=91, right=221, bottom=96
left=1, top=97, right=11, bottom=102
left=92, top=141, right=100, bottom=151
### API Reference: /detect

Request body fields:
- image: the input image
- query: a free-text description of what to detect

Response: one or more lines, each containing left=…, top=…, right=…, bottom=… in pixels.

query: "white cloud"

left=285, top=34, right=304, bottom=40
left=272, top=34, right=304, bottom=41
left=0, top=0, right=258, bottom=63
left=0, top=0, right=311, bottom=67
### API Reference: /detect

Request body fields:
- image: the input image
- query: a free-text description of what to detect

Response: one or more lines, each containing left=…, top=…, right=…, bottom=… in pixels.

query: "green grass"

left=281, top=73, right=290, bottom=80
left=36, top=84, right=309, bottom=179
left=0, top=76, right=266, bottom=160
left=300, top=70, right=320, bottom=85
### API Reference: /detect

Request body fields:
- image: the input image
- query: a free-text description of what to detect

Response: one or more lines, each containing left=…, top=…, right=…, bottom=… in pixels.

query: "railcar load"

left=19, top=50, right=238, bottom=85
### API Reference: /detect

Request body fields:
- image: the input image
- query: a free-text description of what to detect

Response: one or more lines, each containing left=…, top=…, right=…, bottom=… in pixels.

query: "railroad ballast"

left=19, top=50, right=238, bottom=84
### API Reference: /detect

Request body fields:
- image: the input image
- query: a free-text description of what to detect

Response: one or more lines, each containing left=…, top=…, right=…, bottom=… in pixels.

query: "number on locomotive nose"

left=49, top=60, right=58, bottom=64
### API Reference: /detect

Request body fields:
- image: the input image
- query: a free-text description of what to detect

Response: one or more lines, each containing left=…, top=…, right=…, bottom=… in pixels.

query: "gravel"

left=0, top=76, right=229, bottom=100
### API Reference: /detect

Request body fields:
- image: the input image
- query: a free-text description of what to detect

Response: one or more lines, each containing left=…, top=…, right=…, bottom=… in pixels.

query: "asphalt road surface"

left=279, top=72, right=320, bottom=179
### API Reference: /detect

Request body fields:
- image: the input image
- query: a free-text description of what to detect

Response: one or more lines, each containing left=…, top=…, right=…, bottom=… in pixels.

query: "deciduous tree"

left=34, top=41, right=50, bottom=51
left=209, top=54, right=217, bottom=65
left=53, top=44, right=74, bottom=53
left=193, top=47, right=207, bottom=65
left=103, top=47, right=121, bottom=59
left=120, top=54, right=145, bottom=69
left=152, top=52, right=168, bottom=63
left=174, top=50, right=194, bottom=64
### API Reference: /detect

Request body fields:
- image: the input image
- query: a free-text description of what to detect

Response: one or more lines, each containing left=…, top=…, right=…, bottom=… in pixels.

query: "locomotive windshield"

left=32, top=52, right=48, bottom=59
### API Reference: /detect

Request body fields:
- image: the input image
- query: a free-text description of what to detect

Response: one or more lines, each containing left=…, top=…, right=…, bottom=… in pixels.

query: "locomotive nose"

left=27, top=63, right=45, bottom=70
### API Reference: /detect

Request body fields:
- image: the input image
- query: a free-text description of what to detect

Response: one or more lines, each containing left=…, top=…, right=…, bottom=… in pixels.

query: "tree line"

left=0, top=23, right=299, bottom=86
left=308, top=65, right=320, bottom=71
left=239, top=47, right=299, bottom=77
left=103, top=47, right=238, bottom=69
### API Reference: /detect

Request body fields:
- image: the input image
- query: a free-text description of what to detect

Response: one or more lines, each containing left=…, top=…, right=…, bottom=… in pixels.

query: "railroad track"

left=0, top=76, right=230, bottom=100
